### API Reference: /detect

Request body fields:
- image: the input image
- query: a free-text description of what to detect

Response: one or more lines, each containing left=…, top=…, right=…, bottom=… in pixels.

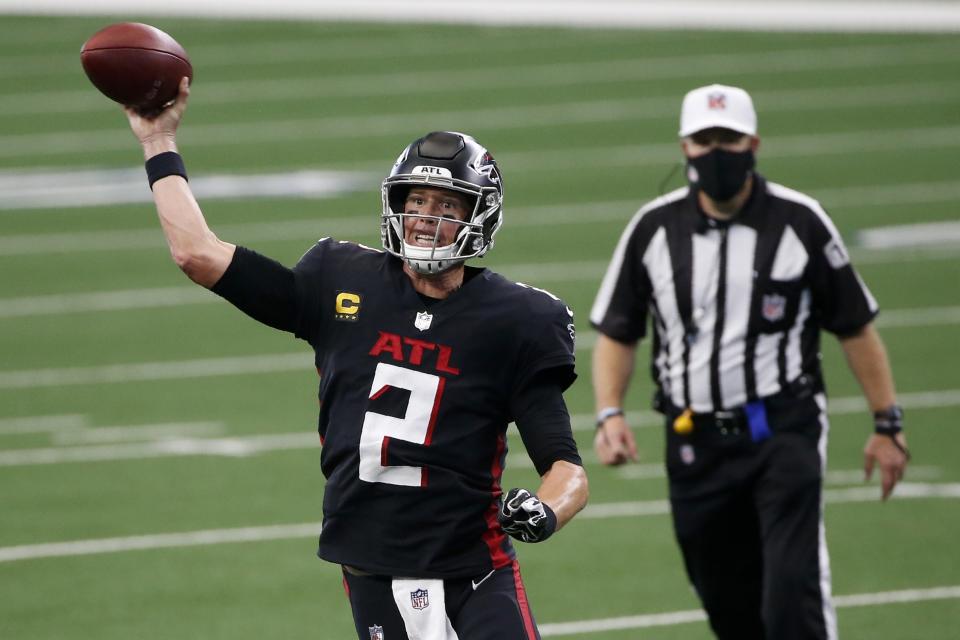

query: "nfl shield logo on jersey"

left=368, top=625, right=384, bottom=640
left=410, top=588, right=429, bottom=610
left=414, top=311, right=433, bottom=332
left=761, top=294, right=787, bottom=322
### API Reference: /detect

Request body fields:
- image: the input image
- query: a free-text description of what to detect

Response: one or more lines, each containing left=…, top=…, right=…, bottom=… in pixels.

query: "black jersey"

left=280, top=239, right=576, bottom=578
left=591, top=175, right=878, bottom=413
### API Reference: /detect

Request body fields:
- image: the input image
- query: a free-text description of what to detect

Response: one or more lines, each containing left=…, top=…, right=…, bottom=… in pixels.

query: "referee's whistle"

left=673, top=408, right=694, bottom=435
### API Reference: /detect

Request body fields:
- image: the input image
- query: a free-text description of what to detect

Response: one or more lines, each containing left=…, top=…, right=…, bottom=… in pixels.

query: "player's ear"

left=750, top=135, right=760, bottom=153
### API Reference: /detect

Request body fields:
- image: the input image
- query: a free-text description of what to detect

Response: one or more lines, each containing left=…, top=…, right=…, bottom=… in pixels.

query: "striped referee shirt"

left=590, top=174, right=878, bottom=413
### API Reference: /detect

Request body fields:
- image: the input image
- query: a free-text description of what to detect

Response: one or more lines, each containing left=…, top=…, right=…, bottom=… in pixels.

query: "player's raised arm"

left=125, top=77, right=235, bottom=288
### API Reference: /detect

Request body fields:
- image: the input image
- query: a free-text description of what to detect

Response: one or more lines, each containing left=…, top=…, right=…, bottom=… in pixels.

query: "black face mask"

left=686, top=148, right=755, bottom=202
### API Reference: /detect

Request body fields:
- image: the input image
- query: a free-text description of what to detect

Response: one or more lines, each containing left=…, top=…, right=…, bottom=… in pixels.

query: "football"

left=80, top=22, right=192, bottom=113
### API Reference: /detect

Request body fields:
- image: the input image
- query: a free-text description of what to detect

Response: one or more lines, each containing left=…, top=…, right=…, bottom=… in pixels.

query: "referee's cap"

left=679, top=84, right=757, bottom=137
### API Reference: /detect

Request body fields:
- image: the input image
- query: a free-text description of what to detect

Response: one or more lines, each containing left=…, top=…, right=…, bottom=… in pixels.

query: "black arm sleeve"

left=210, top=246, right=298, bottom=333
left=510, top=371, right=583, bottom=476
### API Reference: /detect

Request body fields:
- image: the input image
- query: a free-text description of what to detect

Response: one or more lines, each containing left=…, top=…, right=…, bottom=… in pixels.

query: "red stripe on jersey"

left=369, top=384, right=391, bottom=401
left=380, top=436, right=391, bottom=467
left=480, top=431, right=511, bottom=568
left=342, top=574, right=351, bottom=600
left=420, top=376, right=446, bottom=487
left=423, top=377, right=446, bottom=446
left=512, top=560, right=538, bottom=640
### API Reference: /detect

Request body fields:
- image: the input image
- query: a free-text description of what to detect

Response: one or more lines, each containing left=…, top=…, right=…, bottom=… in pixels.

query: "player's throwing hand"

left=498, top=488, right=557, bottom=543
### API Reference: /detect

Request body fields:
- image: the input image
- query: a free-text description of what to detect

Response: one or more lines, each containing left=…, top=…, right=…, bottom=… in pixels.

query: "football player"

left=124, top=78, right=588, bottom=640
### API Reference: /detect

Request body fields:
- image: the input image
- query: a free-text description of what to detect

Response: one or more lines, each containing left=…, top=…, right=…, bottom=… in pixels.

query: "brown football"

left=80, top=22, right=192, bottom=112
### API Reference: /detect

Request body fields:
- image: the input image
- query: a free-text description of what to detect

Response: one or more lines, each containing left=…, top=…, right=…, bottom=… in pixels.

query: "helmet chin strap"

left=401, top=241, right=465, bottom=274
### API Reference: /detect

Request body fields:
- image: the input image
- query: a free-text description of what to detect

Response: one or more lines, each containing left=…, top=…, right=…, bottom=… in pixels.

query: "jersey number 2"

left=358, top=362, right=445, bottom=487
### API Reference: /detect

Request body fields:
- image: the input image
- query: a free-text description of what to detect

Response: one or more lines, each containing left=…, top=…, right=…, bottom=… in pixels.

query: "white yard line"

left=0, top=414, right=86, bottom=435
left=0, top=482, right=956, bottom=562
left=614, top=464, right=941, bottom=483
left=859, top=221, right=960, bottom=249
left=0, top=386, right=956, bottom=466
left=3, top=86, right=960, bottom=158
left=0, top=287, right=215, bottom=318
left=0, top=31, right=619, bottom=81
left=3, top=137, right=960, bottom=216
left=0, top=352, right=313, bottom=390
left=0, top=314, right=957, bottom=389
left=0, top=432, right=315, bottom=465
left=2, top=45, right=957, bottom=116
left=539, top=586, right=960, bottom=635
left=51, top=421, right=226, bottom=445
left=0, top=168, right=368, bottom=210
left=7, top=0, right=960, bottom=32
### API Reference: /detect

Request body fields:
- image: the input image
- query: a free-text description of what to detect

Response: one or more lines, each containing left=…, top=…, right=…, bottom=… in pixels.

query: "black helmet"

left=381, top=131, right=504, bottom=274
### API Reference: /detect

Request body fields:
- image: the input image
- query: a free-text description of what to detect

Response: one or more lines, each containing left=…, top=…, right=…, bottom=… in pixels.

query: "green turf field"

left=1, top=14, right=958, bottom=639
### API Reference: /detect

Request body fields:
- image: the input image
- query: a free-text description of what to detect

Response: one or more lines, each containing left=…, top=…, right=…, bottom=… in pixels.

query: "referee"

left=590, top=84, right=910, bottom=640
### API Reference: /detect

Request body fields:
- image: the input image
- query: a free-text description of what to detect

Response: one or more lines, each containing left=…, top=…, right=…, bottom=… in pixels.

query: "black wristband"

left=873, top=405, right=904, bottom=436
left=539, top=502, right=558, bottom=542
left=145, top=151, right=188, bottom=190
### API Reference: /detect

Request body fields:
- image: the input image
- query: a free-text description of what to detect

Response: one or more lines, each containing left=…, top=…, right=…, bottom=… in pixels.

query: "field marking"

left=0, top=482, right=956, bottom=563
left=859, top=221, right=960, bottom=249
left=0, top=265, right=958, bottom=320
left=4, top=81, right=960, bottom=157
left=0, top=414, right=86, bottom=434
left=0, top=386, right=956, bottom=466
left=0, top=168, right=369, bottom=210
left=9, top=0, right=960, bottom=32
left=539, top=586, right=960, bottom=636
left=1, top=316, right=958, bottom=389
left=0, top=352, right=313, bottom=390
left=2, top=43, right=958, bottom=116
left=0, top=30, right=621, bottom=81
left=614, top=464, right=942, bottom=484
left=51, top=421, right=226, bottom=445
left=6, top=173, right=960, bottom=241
left=0, top=286, right=215, bottom=318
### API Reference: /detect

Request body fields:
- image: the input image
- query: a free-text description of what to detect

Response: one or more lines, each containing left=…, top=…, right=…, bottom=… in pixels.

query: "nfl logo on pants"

left=368, top=625, right=384, bottom=640
left=410, top=588, right=430, bottom=610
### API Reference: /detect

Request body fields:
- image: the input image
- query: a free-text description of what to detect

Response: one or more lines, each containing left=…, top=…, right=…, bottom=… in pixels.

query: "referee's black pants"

left=665, top=411, right=836, bottom=640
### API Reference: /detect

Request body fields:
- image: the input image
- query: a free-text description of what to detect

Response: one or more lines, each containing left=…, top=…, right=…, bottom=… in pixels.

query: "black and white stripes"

left=591, top=175, right=878, bottom=412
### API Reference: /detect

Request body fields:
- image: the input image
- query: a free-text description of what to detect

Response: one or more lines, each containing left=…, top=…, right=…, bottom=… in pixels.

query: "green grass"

left=1, top=14, right=959, bottom=639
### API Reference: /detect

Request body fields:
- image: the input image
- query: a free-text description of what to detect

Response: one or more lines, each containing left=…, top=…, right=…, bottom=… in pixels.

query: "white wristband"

left=595, top=407, right=625, bottom=428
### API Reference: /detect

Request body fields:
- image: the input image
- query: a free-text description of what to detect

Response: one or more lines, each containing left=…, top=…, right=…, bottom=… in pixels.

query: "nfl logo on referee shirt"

left=414, top=311, right=433, bottom=331
left=761, top=293, right=787, bottom=322
left=368, top=625, right=384, bottom=640
left=410, top=588, right=430, bottom=610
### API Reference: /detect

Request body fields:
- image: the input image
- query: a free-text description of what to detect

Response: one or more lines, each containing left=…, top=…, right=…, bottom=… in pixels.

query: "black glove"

left=498, top=488, right=557, bottom=543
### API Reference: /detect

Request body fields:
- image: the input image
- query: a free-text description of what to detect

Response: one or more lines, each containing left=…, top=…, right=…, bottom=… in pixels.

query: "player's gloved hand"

left=498, top=488, right=557, bottom=543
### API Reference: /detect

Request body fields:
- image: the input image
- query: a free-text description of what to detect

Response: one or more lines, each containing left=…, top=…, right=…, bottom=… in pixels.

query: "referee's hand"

left=864, top=432, right=909, bottom=500
left=594, top=414, right=638, bottom=466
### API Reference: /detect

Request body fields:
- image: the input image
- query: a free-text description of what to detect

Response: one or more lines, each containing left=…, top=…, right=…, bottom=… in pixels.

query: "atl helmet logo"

left=410, top=588, right=429, bottom=610
left=412, top=165, right=452, bottom=179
